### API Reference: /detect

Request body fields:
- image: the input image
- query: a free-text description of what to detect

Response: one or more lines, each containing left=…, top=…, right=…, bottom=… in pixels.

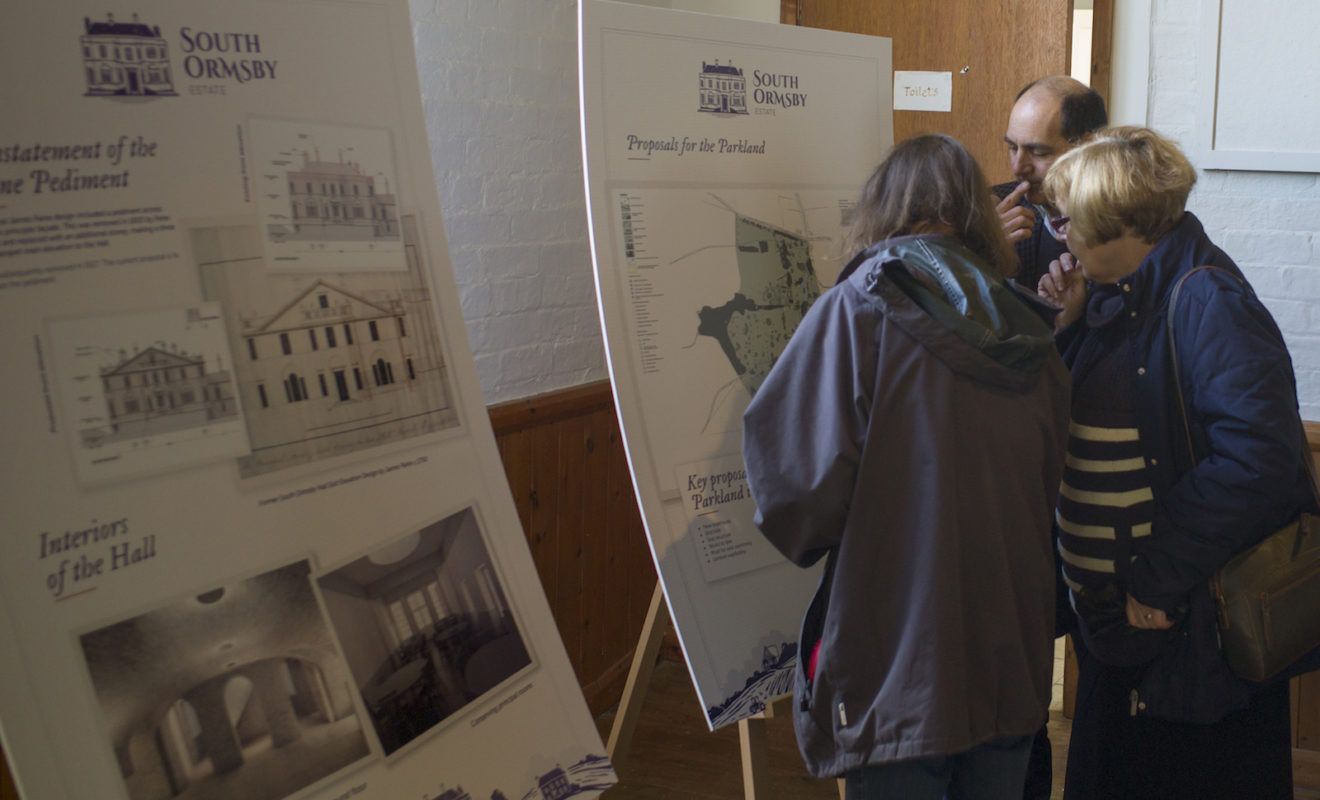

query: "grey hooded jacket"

left=743, top=234, right=1070, bottom=776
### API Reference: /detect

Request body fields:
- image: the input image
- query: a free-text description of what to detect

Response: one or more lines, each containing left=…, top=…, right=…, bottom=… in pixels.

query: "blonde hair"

left=1042, top=126, right=1197, bottom=247
left=845, top=134, right=1016, bottom=277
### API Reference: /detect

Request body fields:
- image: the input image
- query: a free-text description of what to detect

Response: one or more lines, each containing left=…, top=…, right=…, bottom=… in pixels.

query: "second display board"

left=579, top=0, right=893, bottom=728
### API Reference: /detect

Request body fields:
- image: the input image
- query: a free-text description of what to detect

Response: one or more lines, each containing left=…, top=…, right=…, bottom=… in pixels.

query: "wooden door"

left=783, top=0, right=1072, bottom=184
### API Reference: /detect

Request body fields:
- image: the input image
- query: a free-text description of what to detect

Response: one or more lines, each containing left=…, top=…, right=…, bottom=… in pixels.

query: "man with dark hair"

left=994, top=75, right=1107, bottom=290
left=994, top=75, right=1106, bottom=800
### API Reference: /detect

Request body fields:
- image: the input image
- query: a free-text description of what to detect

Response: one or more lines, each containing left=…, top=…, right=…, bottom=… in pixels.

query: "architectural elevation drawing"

left=316, top=507, right=531, bottom=758
left=193, top=216, right=460, bottom=478
left=78, top=560, right=371, bottom=800
left=48, top=305, right=250, bottom=486
left=248, top=118, right=405, bottom=272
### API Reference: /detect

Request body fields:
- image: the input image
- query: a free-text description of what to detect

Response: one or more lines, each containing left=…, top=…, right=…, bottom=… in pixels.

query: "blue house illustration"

left=698, top=60, right=747, bottom=115
left=538, top=767, right=572, bottom=800
left=81, top=13, right=176, bottom=97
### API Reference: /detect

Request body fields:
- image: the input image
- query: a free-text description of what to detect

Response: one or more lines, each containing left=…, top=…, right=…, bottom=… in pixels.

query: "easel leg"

left=605, top=580, right=791, bottom=800
left=738, top=715, right=769, bottom=799
left=606, top=582, right=668, bottom=770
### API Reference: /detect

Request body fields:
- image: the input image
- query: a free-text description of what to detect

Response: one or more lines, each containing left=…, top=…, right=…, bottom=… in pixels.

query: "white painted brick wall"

left=1150, top=0, right=1320, bottom=419
left=410, top=0, right=606, bottom=405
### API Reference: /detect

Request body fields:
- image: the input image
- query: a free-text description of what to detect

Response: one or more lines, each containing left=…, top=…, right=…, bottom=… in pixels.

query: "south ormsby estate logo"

left=81, top=12, right=279, bottom=100
left=698, top=60, right=748, bottom=115
left=697, top=59, right=807, bottom=115
left=81, top=13, right=177, bottom=98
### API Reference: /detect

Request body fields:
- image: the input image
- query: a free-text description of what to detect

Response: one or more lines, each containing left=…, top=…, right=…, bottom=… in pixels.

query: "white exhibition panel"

left=0, top=2, right=612, bottom=799
left=579, top=0, right=892, bottom=728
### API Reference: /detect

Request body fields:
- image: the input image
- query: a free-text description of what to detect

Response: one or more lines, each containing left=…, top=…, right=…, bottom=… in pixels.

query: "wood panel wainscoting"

left=486, top=380, right=657, bottom=716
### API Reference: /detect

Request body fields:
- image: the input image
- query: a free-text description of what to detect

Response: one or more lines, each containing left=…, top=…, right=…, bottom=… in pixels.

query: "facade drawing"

left=248, top=119, right=407, bottom=273
left=270, top=150, right=400, bottom=243
left=195, top=214, right=459, bottom=478
left=48, top=305, right=251, bottom=486
left=81, top=13, right=176, bottom=97
left=86, top=344, right=238, bottom=447
left=698, top=60, right=746, bottom=115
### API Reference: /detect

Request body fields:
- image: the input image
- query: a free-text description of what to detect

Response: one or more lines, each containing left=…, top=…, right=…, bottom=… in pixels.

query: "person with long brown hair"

left=744, top=134, right=1070, bottom=799
left=842, top=133, right=1017, bottom=273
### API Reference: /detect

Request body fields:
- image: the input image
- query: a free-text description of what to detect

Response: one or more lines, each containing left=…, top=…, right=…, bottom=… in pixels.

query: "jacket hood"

left=842, top=235, right=1059, bottom=376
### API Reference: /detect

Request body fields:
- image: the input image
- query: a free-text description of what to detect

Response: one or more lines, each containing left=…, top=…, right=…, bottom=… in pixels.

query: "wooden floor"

left=594, top=659, right=1071, bottom=799
left=595, top=657, right=1320, bottom=800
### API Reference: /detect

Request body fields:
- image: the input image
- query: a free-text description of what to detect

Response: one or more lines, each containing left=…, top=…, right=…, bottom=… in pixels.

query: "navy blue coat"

left=1057, top=212, right=1316, bottom=723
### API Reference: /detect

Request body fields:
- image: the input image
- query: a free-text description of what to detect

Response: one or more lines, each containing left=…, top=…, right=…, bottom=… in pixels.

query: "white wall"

left=409, top=0, right=603, bottom=405
left=1106, top=0, right=1150, bottom=127
left=1136, top=0, right=1320, bottom=419
left=409, top=0, right=776, bottom=405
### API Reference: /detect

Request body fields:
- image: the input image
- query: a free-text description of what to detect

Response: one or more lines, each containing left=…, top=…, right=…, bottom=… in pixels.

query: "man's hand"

left=996, top=181, right=1035, bottom=244
left=1038, top=252, right=1087, bottom=331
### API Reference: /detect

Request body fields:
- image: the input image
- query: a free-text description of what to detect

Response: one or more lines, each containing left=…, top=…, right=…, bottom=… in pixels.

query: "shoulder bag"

left=1167, top=265, right=1320, bottom=682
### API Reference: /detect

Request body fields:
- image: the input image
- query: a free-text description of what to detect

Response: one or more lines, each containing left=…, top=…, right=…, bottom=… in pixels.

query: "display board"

left=579, top=0, right=892, bottom=729
left=0, top=2, right=614, bottom=799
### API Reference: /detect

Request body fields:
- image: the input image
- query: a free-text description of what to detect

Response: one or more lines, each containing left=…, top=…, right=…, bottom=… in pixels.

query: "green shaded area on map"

left=696, top=215, right=821, bottom=397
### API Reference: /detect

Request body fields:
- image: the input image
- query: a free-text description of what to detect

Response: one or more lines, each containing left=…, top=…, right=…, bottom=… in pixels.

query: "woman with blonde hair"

left=744, top=134, right=1070, bottom=799
left=1039, top=126, right=1315, bottom=799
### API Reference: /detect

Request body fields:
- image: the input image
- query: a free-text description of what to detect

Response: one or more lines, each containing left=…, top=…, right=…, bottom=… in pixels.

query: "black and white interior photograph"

left=78, top=559, right=371, bottom=800
left=316, top=506, right=532, bottom=757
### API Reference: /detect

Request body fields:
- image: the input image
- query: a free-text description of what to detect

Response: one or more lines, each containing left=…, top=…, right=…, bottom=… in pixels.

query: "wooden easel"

left=606, top=584, right=845, bottom=799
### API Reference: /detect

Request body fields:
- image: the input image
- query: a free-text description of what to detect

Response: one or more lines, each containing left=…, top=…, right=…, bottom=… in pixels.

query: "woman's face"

left=1056, top=201, right=1147, bottom=285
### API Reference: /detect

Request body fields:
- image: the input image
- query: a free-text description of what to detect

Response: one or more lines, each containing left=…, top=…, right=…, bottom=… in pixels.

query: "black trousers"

left=1063, top=639, right=1293, bottom=800
left=1021, top=724, right=1052, bottom=800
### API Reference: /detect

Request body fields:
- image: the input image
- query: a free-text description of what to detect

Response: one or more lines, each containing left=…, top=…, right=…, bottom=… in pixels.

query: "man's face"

left=1004, top=90, right=1072, bottom=207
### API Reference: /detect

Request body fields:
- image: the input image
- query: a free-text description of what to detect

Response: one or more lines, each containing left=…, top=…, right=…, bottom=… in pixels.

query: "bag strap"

left=1164, top=265, right=1320, bottom=505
